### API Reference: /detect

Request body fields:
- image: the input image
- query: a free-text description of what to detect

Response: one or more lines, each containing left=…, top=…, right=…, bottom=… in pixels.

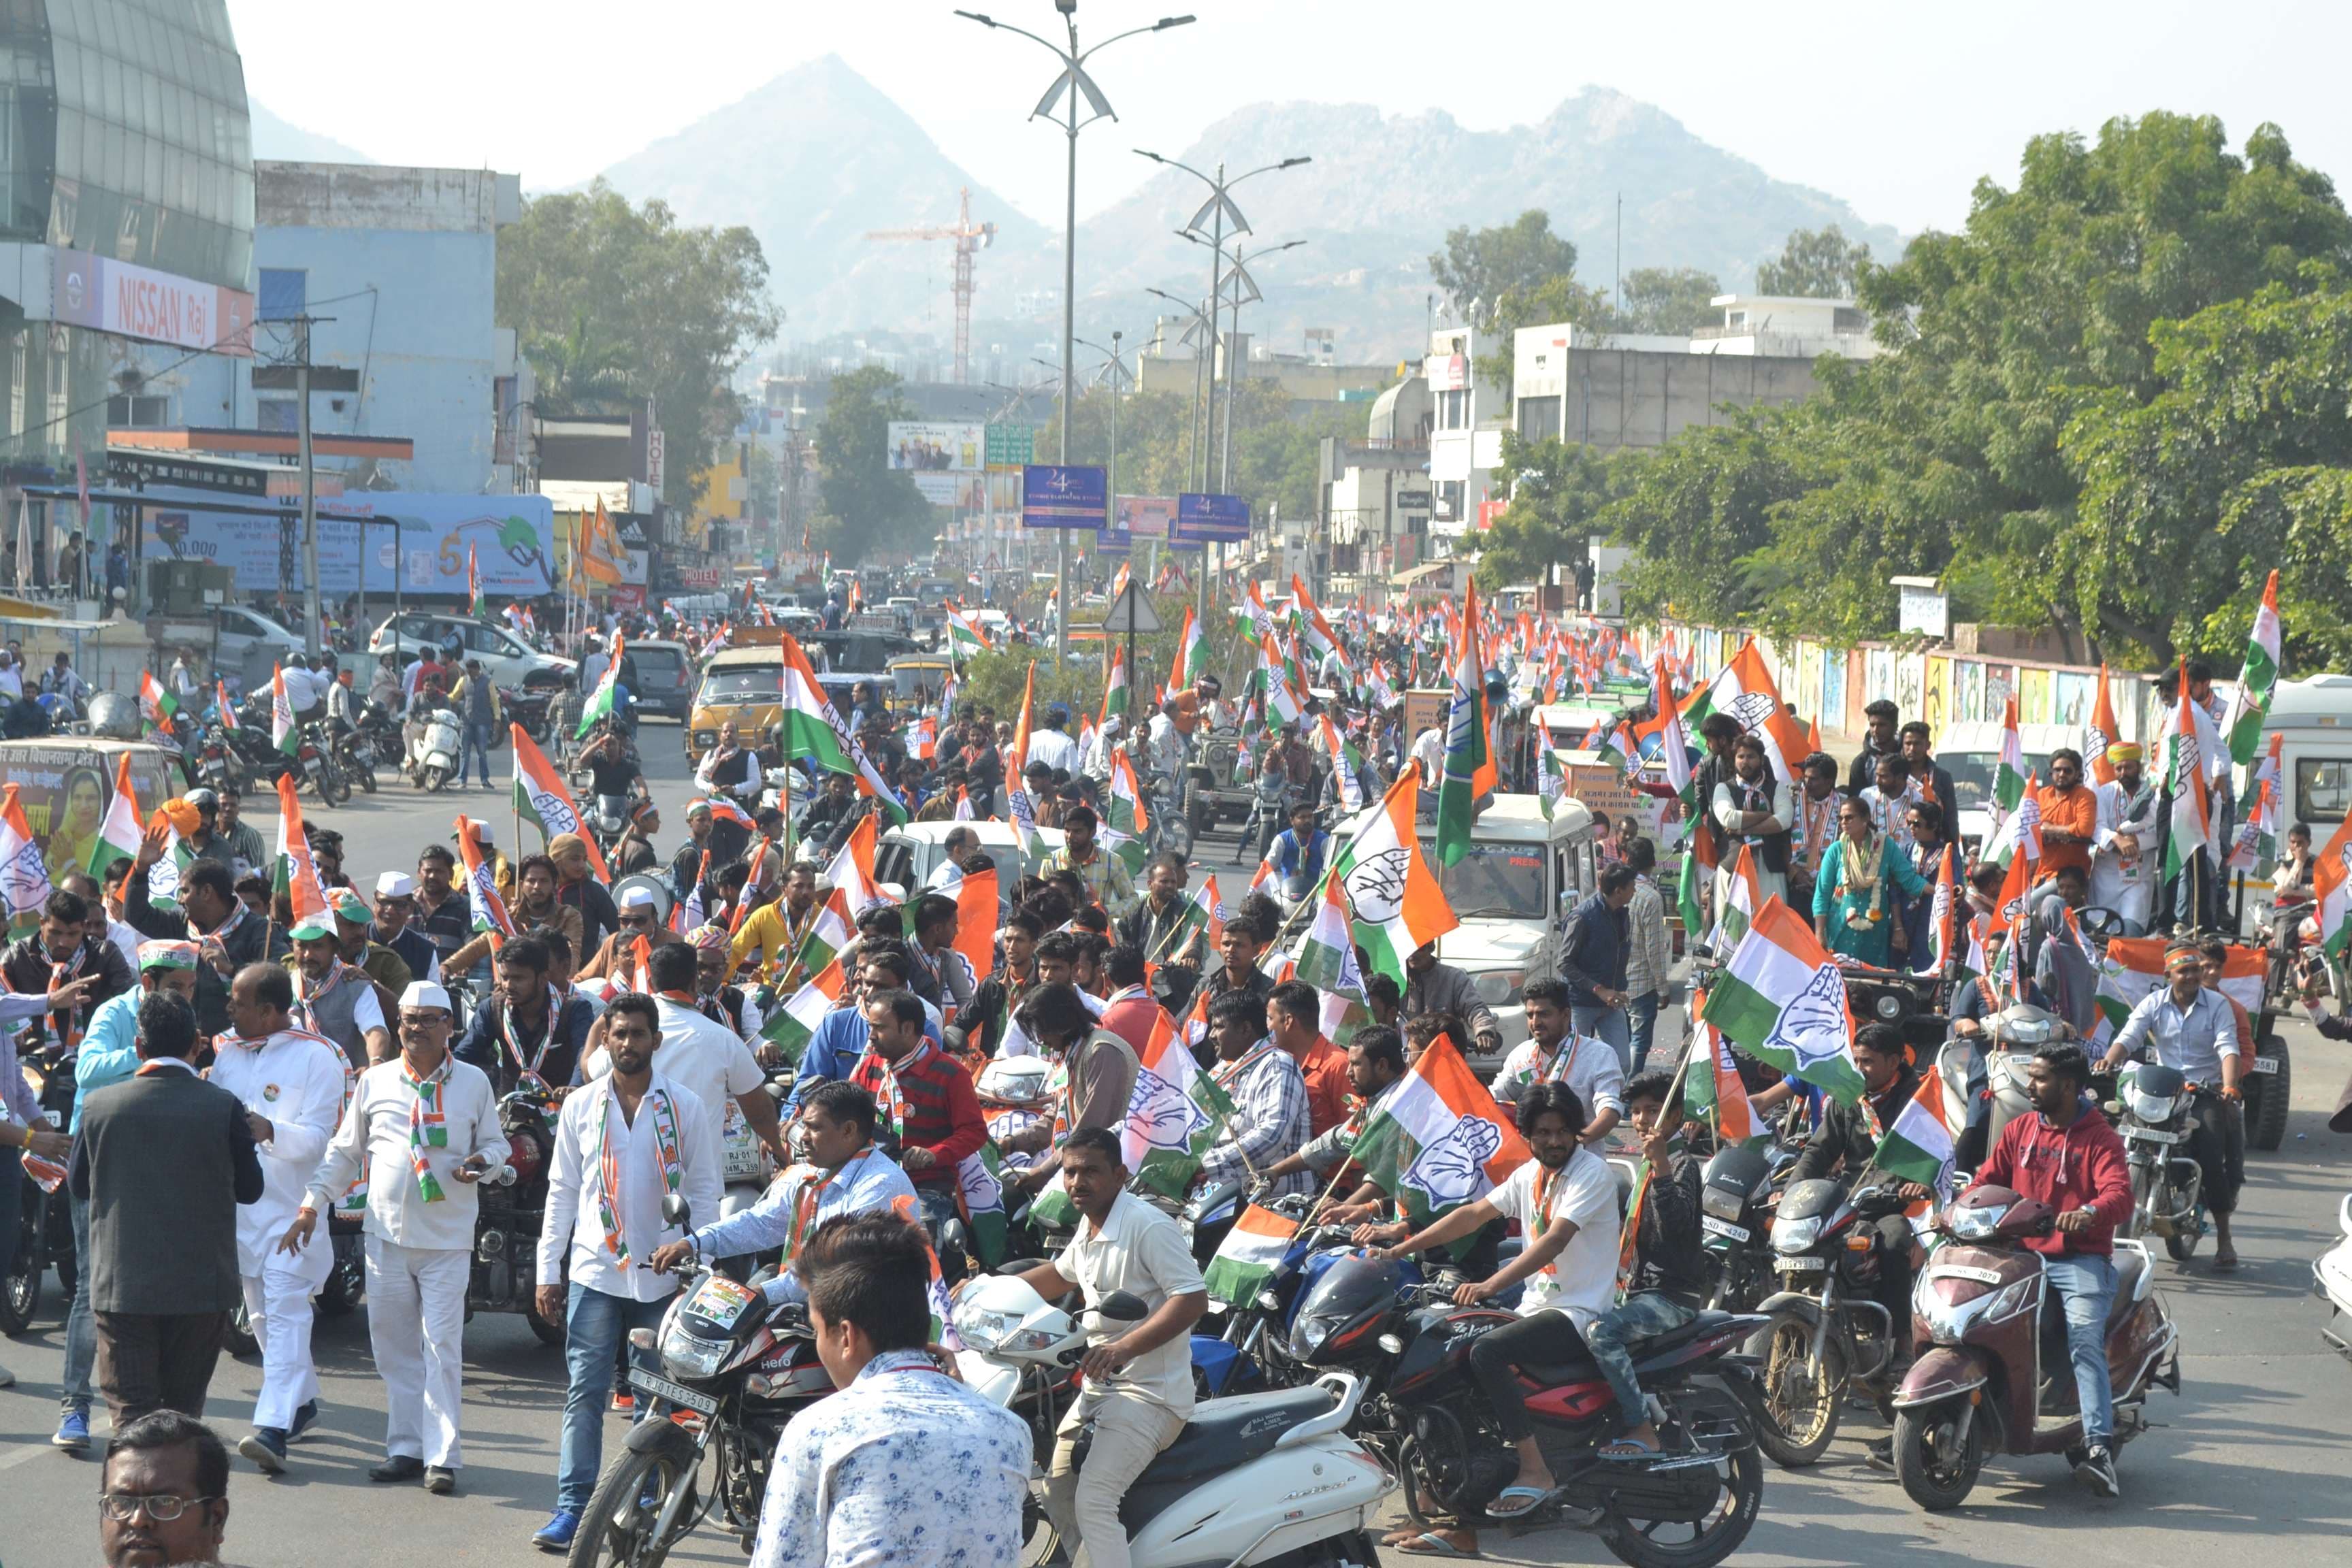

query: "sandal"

left=1399, top=1533, right=1482, bottom=1558
left=1600, top=1434, right=1664, bottom=1460
left=2212, top=1252, right=2240, bottom=1273
left=1486, top=1484, right=1560, bottom=1520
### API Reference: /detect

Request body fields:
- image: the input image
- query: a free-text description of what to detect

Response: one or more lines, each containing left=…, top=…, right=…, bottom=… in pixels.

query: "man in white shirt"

left=1026, top=704, right=1085, bottom=777
left=284, top=981, right=504, bottom=1494
left=2091, top=742, right=2161, bottom=936
left=1491, top=978, right=1625, bottom=1147
left=532, top=992, right=721, bottom=1553
left=1008, top=1128, right=1207, bottom=1568
left=1411, top=723, right=1445, bottom=789
left=581, top=941, right=784, bottom=1174
left=208, top=964, right=350, bottom=1475
left=1377, top=1081, right=1620, bottom=1529
left=278, top=655, right=325, bottom=722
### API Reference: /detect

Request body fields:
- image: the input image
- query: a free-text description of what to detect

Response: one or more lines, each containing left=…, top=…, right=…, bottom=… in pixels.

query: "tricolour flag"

left=794, top=887, right=856, bottom=980
left=761, top=958, right=849, bottom=1066
left=2161, top=662, right=2210, bottom=881
left=0, top=784, right=49, bottom=921
left=576, top=633, right=627, bottom=737
left=1348, top=1034, right=1532, bottom=1229
left=214, top=681, right=239, bottom=730
left=1291, top=573, right=1352, bottom=688
left=2223, top=567, right=2281, bottom=766
left=1294, top=866, right=1368, bottom=1003
left=2087, top=664, right=2121, bottom=787
left=1334, top=769, right=1458, bottom=992
left=467, top=544, right=483, bottom=619
left=1318, top=711, right=1365, bottom=814
left=1166, top=605, right=1207, bottom=700
left=1148, top=873, right=1226, bottom=966
left=778, top=634, right=906, bottom=823
left=1988, top=696, right=2026, bottom=837
left=1435, top=576, right=1493, bottom=866
left=512, top=723, right=610, bottom=880
left=454, top=815, right=514, bottom=936
left=138, top=672, right=178, bottom=730
left=2089, top=935, right=2263, bottom=1047
left=1204, top=1204, right=1301, bottom=1307
left=1869, top=1064, right=1958, bottom=1199
left=88, top=752, right=144, bottom=880
left=1708, top=843, right=1765, bottom=953
left=1003, top=662, right=1037, bottom=854
left=1705, top=896, right=1866, bottom=1105
left=2312, top=807, right=2352, bottom=962
left=1103, top=749, right=1152, bottom=877
left=271, top=775, right=331, bottom=926
left=1680, top=995, right=1755, bottom=1143
left=2226, top=731, right=2282, bottom=872
left=270, top=664, right=299, bottom=756
left=945, top=605, right=991, bottom=662
left=1688, top=640, right=1811, bottom=784
left=935, top=862, right=1000, bottom=988
left=954, top=1143, right=1009, bottom=1269
left=1100, top=640, right=1130, bottom=725
left=819, top=814, right=883, bottom=920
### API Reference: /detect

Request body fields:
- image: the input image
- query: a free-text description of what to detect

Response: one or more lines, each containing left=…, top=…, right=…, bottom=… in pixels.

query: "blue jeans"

left=461, top=721, right=494, bottom=786
left=63, top=1187, right=95, bottom=1410
left=557, top=1283, right=670, bottom=1512
left=1586, top=1292, right=1699, bottom=1426
left=1627, top=992, right=1662, bottom=1075
left=2040, top=1254, right=2118, bottom=1446
left=1571, top=1003, right=1632, bottom=1074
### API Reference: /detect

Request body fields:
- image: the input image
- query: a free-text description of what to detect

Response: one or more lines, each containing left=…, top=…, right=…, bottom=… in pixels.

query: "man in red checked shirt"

left=849, top=987, right=985, bottom=1236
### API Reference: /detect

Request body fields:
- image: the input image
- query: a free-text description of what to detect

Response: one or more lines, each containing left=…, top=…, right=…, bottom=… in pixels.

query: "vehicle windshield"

left=700, top=667, right=783, bottom=702
left=1937, top=751, right=1999, bottom=817
left=242, top=608, right=298, bottom=641
left=1418, top=836, right=1548, bottom=919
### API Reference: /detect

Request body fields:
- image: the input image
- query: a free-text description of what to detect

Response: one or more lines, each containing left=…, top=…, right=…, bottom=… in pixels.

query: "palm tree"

left=527, top=310, right=636, bottom=415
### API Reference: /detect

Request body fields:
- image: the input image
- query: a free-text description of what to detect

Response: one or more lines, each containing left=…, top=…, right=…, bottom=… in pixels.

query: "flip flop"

left=1599, top=1435, right=1664, bottom=1460
left=2212, top=1254, right=2240, bottom=1273
left=1486, top=1485, right=1560, bottom=1520
left=1399, top=1533, right=1482, bottom=1558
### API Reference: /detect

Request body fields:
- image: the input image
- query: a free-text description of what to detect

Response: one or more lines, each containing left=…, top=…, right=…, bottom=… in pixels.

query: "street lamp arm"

left=956, top=11, right=1068, bottom=60
left=1079, top=16, right=1195, bottom=63
left=1134, top=148, right=1217, bottom=189
left=1230, top=157, right=1311, bottom=189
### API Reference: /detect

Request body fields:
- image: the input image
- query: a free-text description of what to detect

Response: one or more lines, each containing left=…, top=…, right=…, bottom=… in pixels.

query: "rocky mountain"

left=595, top=54, right=1056, bottom=349
left=590, top=59, right=1901, bottom=362
left=248, top=99, right=376, bottom=165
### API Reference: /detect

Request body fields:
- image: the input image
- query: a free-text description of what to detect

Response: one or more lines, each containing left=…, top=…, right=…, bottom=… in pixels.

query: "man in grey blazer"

left=69, top=991, right=264, bottom=1425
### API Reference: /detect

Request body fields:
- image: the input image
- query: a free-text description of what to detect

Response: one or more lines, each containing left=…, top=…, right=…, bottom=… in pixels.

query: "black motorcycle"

left=1697, top=1139, right=1784, bottom=1316
left=568, top=1194, right=836, bottom=1567
left=467, top=1087, right=565, bottom=1347
left=1751, top=1179, right=1910, bottom=1467
left=1288, top=1254, right=1767, bottom=1568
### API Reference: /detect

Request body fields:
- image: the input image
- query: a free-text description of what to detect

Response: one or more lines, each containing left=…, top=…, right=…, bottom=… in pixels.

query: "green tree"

left=1600, top=408, right=1817, bottom=627
left=1615, top=267, right=1722, bottom=335
left=1755, top=225, right=1873, bottom=297
left=1475, top=437, right=1630, bottom=590
left=1428, top=210, right=1580, bottom=310
left=497, top=180, right=781, bottom=511
left=811, top=367, right=930, bottom=566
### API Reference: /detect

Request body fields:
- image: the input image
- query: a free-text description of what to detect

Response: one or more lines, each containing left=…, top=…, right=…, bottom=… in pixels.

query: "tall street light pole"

left=1134, top=150, right=1309, bottom=493
left=1217, top=238, right=1308, bottom=495
left=958, top=5, right=1194, bottom=665
left=1146, top=286, right=1213, bottom=490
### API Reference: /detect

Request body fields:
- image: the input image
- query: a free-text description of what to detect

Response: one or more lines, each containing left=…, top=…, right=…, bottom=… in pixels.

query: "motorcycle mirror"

left=660, top=1192, right=691, bottom=1230
left=1094, top=1290, right=1150, bottom=1323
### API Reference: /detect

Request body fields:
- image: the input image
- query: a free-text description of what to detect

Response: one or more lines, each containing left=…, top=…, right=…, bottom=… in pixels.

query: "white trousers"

left=240, top=1259, right=323, bottom=1432
left=365, top=1235, right=471, bottom=1468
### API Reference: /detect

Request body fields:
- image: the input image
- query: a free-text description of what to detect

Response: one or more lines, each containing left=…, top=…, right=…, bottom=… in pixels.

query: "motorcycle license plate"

left=2129, top=1126, right=2182, bottom=1145
left=2251, top=1056, right=2278, bottom=1075
left=628, top=1367, right=719, bottom=1417
left=303, top=757, right=322, bottom=774
left=1701, top=1215, right=1750, bottom=1243
left=1929, top=1264, right=2005, bottom=1286
left=1775, top=1255, right=1827, bottom=1272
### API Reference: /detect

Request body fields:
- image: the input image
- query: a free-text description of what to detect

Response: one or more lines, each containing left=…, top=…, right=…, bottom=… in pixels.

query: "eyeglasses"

left=619, top=913, right=653, bottom=928
left=99, top=1492, right=218, bottom=1522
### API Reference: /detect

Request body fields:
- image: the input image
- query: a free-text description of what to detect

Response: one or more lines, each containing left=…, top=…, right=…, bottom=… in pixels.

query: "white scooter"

left=953, top=1274, right=1394, bottom=1566
left=406, top=706, right=463, bottom=792
left=2316, top=1194, right=2352, bottom=1365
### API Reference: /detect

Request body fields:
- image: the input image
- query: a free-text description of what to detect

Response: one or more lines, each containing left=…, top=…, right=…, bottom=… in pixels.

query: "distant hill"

left=591, top=60, right=1901, bottom=362
left=248, top=99, right=376, bottom=165
left=595, top=54, right=1055, bottom=346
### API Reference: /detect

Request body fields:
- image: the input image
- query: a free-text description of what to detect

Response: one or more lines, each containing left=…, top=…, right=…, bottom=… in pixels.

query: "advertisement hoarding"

left=1115, top=495, right=1175, bottom=538
left=51, top=246, right=255, bottom=357
left=887, top=422, right=986, bottom=473
left=140, top=493, right=559, bottom=598
left=1173, top=492, right=1250, bottom=544
left=1022, top=466, right=1107, bottom=532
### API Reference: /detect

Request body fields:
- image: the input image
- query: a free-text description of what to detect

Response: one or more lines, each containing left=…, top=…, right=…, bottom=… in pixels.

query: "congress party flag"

left=272, top=776, right=331, bottom=926
left=1205, top=1205, right=1301, bottom=1308
left=1705, top=896, right=1866, bottom=1105
left=2223, top=568, right=2281, bottom=767
left=512, top=723, right=609, bottom=881
left=1335, top=769, right=1458, bottom=992
left=760, top=957, right=849, bottom=1066
left=1348, top=1034, right=1532, bottom=1230
left=88, top=752, right=144, bottom=881
left=1869, top=1064, right=1959, bottom=1200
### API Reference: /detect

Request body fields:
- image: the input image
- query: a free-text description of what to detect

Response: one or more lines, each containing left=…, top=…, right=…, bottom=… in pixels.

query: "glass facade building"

left=0, top=0, right=251, bottom=463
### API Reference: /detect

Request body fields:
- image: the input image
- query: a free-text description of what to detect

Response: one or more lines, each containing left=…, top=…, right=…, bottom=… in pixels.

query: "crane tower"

left=864, top=187, right=998, bottom=384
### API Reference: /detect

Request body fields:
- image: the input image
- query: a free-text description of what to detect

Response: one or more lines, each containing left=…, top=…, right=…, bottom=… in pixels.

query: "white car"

left=366, top=613, right=576, bottom=691
left=214, top=604, right=307, bottom=666
left=873, top=819, right=1066, bottom=898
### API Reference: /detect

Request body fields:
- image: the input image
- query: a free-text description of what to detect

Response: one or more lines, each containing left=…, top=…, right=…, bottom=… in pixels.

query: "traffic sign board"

left=985, top=423, right=1035, bottom=468
left=1099, top=581, right=1162, bottom=634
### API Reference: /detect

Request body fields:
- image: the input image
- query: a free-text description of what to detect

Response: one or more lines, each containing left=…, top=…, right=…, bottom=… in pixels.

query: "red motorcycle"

left=1889, top=1184, right=2181, bottom=1511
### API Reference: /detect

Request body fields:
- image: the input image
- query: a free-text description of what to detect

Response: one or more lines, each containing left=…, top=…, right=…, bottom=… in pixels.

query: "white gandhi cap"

left=618, top=885, right=659, bottom=909
left=400, top=981, right=453, bottom=1013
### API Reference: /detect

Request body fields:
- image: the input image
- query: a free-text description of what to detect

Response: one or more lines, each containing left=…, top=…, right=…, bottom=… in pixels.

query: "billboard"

left=0, top=741, right=180, bottom=888
left=1173, top=493, right=1250, bottom=543
left=1022, top=466, right=1107, bottom=531
left=140, top=493, right=559, bottom=598
left=1115, top=495, right=1175, bottom=538
left=51, top=246, right=255, bottom=357
left=887, top=421, right=986, bottom=473
left=913, top=472, right=989, bottom=508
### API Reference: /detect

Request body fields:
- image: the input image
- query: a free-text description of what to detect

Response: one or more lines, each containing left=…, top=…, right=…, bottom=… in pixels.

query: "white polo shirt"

left=1055, top=1190, right=1206, bottom=1418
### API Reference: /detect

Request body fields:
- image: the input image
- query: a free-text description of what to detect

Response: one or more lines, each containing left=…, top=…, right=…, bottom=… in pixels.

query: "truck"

left=0, top=738, right=180, bottom=891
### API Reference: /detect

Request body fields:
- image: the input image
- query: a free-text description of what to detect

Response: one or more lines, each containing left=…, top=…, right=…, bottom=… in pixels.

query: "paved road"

left=6, top=741, right=2349, bottom=1565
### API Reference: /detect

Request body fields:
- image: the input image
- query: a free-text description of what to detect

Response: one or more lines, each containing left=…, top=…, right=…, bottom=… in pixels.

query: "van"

left=1930, top=719, right=2086, bottom=850
left=2262, top=674, right=2352, bottom=836
left=1326, top=791, right=1603, bottom=1060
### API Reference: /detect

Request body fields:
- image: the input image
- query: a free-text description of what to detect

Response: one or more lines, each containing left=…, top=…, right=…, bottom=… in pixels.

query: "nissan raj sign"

left=50, top=246, right=255, bottom=357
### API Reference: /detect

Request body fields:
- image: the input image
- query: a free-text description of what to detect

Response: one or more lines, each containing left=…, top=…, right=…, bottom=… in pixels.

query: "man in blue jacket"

left=1561, top=864, right=1638, bottom=1070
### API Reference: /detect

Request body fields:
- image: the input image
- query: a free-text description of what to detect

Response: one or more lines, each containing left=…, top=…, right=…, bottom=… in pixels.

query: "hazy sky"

left=227, top=0, right=2345, bottom=236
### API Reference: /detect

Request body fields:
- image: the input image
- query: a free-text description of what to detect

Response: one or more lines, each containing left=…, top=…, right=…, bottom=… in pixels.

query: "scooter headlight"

left=1914, top=1271, right=2038, bottom=1343
left=1771, top=1214, right=1823, bottom=1254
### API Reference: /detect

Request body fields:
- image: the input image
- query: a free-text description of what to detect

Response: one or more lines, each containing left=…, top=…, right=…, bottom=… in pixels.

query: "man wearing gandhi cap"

left=2092, top=740, right=2161, bottom=935
left=329, top=885, right=414, bottom=996
left=289, top=980, right=505, bottom=1494
left=369, top=871, right=443, bottom=987
left=42, top=939, right=199, bottom=1449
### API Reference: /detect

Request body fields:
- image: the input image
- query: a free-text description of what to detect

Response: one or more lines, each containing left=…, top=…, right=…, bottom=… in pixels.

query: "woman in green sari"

left=1812, top=794, right=1927, bottom=966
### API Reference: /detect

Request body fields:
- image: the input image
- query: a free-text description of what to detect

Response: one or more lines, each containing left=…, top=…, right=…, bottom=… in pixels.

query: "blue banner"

left=1022, top=465, right=1107, bottom=531
left=1174, top=492, right=1250, bottom=543
left=138, top=493, right=559, bottom=598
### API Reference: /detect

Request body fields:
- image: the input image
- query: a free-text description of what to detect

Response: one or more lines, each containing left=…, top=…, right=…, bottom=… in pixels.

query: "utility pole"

left=297, top=315, right=318, bottom=659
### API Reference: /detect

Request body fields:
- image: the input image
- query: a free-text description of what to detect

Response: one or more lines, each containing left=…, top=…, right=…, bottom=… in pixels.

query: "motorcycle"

left=408, top=706, right=463, bottom=793
left=2112, top=1060, right=2207, bottom=1260
left=2317, top=1193, right=2352, bottom=1365
left=1750, top=1179, right=1911, bottom=1467
left=502, top=685, right=556, bottom=745
left=293, top=723, right=350, bottom=806
left=1, top=1036, right=80, bottom=1333
left=1281, top=1252, right=1765, bottom=1568
left=467, top=1087, right=565, bottom=1347
left=330, top=721, right=378, bottom=795
left=571, top=1196, right=835, bottom=1567
left=953, top=1272, right=1394, bottom=1567
left=587, top=791, right=636, bottom=864
left=353, top=698, right=407, bottom=769
left=1890, top=1183, right=2180, bottom=1510
left=1696, top=1137, right=1790, bottom=1316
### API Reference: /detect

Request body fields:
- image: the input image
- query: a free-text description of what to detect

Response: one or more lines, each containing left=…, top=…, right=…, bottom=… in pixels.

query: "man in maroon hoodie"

left=1971, top=1041, right=2134, bottom=1499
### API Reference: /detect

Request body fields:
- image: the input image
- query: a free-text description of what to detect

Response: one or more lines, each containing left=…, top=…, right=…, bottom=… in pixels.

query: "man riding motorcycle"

left=2102, top=938, right=2244, bottom=1271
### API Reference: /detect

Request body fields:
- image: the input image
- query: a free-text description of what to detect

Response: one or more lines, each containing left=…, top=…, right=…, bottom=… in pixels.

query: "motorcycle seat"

left=2108, top=1249, right=2149, bottom=1326
left=1126, top=1384, right=1337, bottom=1486
left=1516, top=1309, right=1742, bottom=1386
